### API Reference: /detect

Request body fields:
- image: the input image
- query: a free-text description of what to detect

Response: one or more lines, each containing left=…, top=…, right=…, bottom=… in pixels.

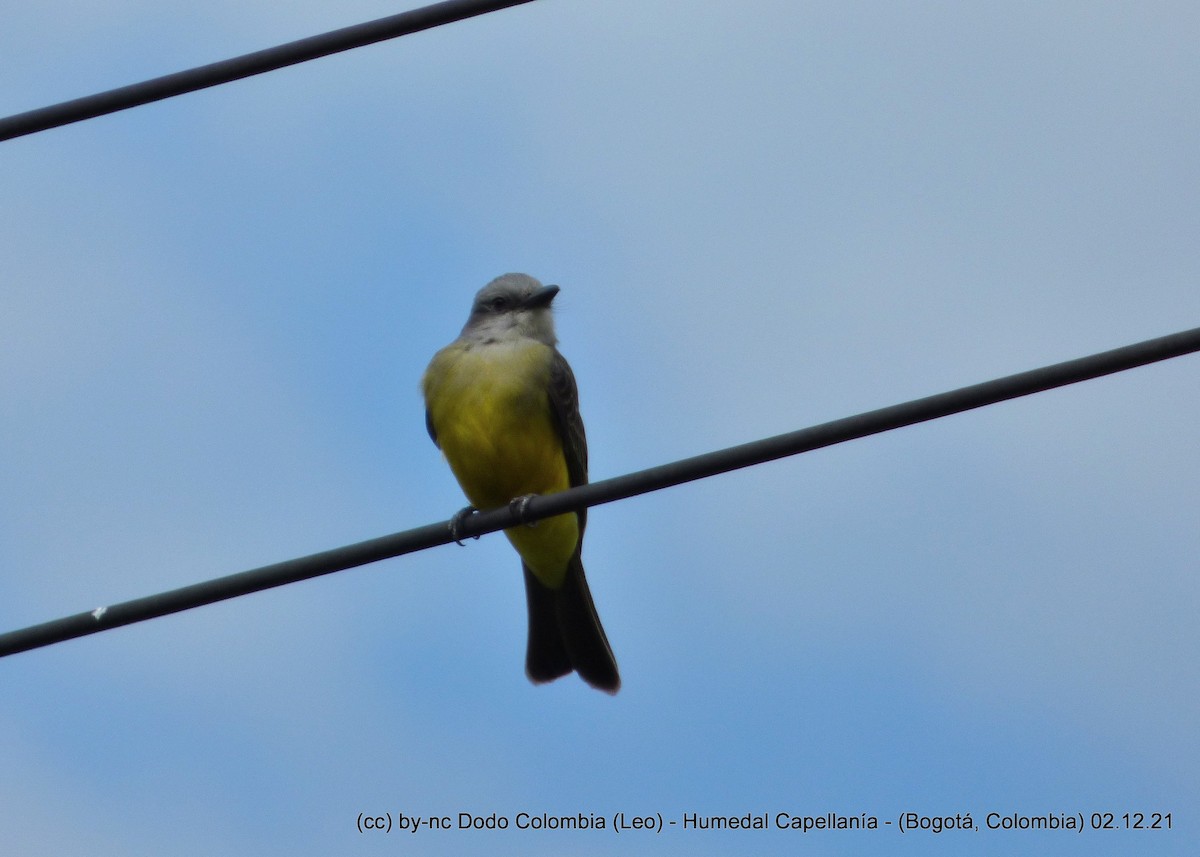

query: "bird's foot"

left=509, top=494, right=540, bottom=527
left=449, top=505, right=479, bottom=545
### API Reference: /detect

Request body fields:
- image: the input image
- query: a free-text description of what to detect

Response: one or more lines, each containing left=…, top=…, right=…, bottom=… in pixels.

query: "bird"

left=421, top=273, right=620, bottom=693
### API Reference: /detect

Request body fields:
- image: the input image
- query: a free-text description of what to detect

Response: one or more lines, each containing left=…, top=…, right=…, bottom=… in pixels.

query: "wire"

left=0, top=0, right=538, bottom=143
left=2, top=324, right=1197, bottom=659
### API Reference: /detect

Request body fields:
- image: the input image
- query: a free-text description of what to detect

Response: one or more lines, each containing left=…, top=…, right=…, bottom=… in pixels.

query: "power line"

left=0, top=0, right=538, bottom=143
left=2, top=324, right=1197, bottom=660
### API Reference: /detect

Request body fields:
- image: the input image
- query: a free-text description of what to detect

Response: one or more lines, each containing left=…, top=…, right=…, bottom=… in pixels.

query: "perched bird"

left=422, top=274, right=620, bottom=693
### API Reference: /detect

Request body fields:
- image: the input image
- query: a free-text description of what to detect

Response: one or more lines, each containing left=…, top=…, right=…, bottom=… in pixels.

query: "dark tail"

left=522, top=557, right=620, bottom=694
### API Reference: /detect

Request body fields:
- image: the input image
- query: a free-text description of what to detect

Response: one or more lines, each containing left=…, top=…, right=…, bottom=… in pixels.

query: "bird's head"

left=462, top=273, right=560, bottom=346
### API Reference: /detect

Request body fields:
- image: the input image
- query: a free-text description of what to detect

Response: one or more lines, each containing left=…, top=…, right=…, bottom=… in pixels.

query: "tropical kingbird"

left=421, top=274, right=620, bottom=693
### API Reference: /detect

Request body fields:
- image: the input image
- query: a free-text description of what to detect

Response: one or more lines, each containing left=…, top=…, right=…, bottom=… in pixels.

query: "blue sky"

left=1, top=1, right=1197, bottom=854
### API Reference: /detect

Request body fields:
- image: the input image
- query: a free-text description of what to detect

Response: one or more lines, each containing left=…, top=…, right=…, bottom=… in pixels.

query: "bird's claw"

left=510, top=494, right=540, bottom=527
left=449, top=505, right=479, bottom=545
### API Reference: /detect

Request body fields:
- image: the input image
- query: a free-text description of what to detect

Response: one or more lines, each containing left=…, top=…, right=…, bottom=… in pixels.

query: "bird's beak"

left=524, top=284, right=560, bottom=309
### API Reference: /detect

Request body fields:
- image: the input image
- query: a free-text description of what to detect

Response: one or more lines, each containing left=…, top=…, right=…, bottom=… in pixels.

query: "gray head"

left=460, top=273, right=560, bottom=345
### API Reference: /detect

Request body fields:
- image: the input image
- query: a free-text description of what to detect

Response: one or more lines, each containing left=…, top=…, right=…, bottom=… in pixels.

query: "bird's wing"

left=424, top=408, right=439, bottom=448
left=546, top=349, right=588, bottom=530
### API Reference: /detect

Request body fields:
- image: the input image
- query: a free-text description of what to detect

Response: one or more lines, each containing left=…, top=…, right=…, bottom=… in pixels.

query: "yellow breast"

left=423, top=339, right=579, bottom=586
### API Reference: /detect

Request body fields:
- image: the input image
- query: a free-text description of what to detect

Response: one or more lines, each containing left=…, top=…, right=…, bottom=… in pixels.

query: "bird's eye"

left=489, top=296, right=508, bottom=311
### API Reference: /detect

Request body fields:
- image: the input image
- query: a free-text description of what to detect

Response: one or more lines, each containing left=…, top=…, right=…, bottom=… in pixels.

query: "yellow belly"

left=423, top=340, right=579, bottom=587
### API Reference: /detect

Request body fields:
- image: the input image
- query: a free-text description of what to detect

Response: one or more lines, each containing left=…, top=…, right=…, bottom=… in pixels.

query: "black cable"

left=0, top=0, right=538, bottom=143
left=1, top=324, right=1197, bottom=659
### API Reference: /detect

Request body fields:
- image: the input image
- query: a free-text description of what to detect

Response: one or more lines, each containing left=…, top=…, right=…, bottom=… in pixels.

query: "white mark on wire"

left=91, top=606, right=107, bottom=622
